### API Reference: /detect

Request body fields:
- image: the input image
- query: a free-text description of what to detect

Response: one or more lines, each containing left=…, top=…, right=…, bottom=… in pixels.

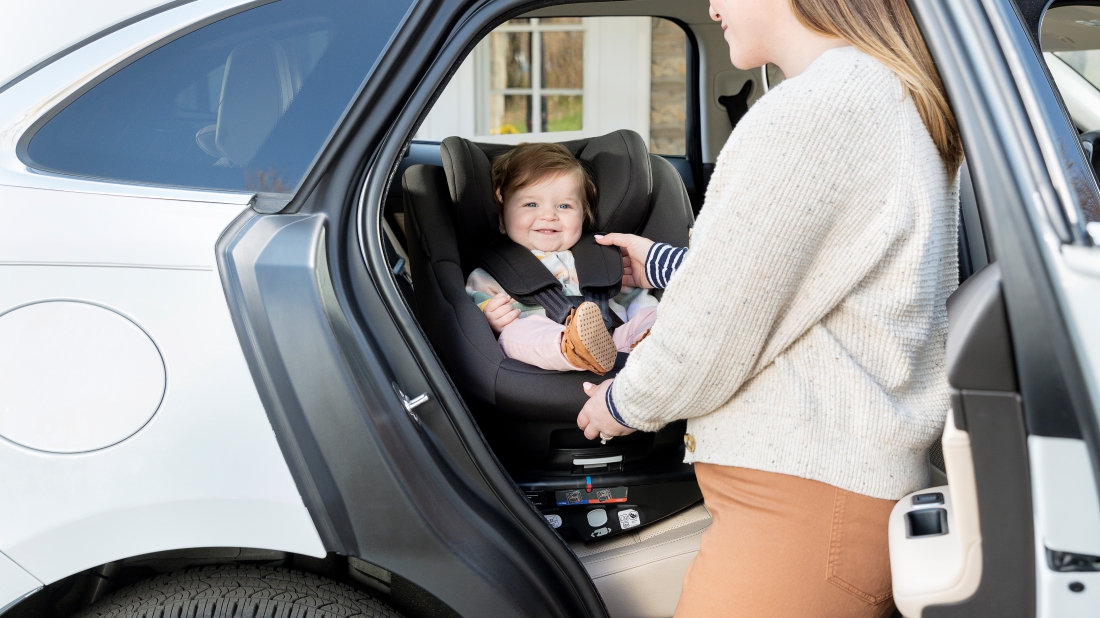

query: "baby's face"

left=500, top=172, right=585, bottom=252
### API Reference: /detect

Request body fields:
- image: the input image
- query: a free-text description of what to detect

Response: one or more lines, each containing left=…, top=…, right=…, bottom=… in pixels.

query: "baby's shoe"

left=561, top=302, right=617, bottom=375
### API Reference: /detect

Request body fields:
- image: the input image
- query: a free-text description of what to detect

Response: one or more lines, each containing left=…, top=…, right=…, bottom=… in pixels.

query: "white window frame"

left=475, top=18, right=589, bottom=141
left=417, top=16, right=653, bottom=146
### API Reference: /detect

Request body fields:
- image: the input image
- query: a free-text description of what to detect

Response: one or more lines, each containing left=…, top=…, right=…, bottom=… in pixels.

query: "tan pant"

left=675, top=464, right=897, bottom=618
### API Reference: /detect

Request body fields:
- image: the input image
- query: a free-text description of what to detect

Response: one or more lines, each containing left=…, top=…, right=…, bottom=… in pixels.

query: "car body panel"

left=0, top=0, right=182, bottom=92
left=0, top=193, right=325, bottom=584
left=0, top=0, right=324, bottom=587
left=0, top=550, right=41, bottom=616
left=1029, top=436, right=1100, bottom=615
left=1059, top=244, right=1100, bottom=446
left=1028, top=436, right=1100, bottom=556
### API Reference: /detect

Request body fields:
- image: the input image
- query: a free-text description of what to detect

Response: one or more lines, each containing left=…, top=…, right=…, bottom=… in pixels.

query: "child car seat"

left=402, top=130, right=693, bottom=474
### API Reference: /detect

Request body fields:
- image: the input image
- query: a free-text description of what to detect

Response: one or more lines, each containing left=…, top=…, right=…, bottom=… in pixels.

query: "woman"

left=577, top=0, right=962, bottom=616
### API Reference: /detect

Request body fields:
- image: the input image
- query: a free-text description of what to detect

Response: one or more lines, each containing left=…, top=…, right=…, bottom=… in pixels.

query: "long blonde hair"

left=790, top=0, right=963, bottom=172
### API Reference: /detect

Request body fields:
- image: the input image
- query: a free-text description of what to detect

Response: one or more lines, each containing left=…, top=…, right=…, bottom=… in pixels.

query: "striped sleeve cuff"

left=605, top=383, right=633, bottom=429
left=644, top=242, right=687, bottom=290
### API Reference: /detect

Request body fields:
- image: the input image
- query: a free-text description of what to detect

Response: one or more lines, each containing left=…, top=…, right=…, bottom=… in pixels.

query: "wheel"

left=74, top=565, right=404, bottom=618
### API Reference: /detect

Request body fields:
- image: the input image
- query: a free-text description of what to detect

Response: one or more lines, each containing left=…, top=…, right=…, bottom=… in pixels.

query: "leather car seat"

left=402, top=130, right=694, bottom=472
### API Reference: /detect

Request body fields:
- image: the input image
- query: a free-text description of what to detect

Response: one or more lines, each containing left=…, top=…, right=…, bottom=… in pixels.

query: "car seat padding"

left=440, top=130, right=654, bottom=247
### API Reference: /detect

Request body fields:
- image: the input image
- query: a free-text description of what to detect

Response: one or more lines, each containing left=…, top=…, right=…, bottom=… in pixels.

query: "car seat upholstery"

left=402, top=130, right=692, bottom=427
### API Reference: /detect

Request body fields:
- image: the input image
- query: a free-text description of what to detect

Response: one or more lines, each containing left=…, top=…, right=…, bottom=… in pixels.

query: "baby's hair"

left=491, top=142, right=598, bottom=228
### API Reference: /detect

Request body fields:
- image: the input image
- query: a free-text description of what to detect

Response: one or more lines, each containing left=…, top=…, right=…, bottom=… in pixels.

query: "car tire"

left=74, top=565, right=405, bottom=618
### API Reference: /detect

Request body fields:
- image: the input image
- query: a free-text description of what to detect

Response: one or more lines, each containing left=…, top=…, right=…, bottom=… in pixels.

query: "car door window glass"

left=1040, top=5, right=1100, bottom=225
left=25, top=0, right=413, bottom=193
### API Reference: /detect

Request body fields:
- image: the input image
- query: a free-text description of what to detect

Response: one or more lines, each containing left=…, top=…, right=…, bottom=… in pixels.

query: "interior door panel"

left=890, top=264, right=1034, bottom=618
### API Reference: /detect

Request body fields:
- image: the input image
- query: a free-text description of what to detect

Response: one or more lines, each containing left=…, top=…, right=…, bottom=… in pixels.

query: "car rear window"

left=24, top=0, right=412, bottom=193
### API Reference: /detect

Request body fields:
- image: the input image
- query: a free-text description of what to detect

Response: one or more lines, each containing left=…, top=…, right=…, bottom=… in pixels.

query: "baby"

left=465, top=142, right=658, bottom=375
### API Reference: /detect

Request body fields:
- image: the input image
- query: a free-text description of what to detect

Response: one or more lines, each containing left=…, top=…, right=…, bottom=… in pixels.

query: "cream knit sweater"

left=613, top=47, right=959, bottom=500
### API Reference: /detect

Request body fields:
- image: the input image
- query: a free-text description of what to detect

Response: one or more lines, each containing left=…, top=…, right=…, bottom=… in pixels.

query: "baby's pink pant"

left=497, top=307, right=657, bottom=372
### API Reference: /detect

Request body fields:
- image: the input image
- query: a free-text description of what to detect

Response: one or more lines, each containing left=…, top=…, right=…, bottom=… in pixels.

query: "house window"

left=486, top=18, right=585, bottom=135
left=417, top=16, right=687, bottom=153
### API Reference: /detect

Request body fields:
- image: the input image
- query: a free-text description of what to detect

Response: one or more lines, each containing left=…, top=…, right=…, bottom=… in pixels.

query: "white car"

left=1, top=1, right=1099, bottom=617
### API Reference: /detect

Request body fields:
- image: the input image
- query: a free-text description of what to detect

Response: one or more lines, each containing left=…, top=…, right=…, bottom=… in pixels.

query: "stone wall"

left=649, top=18, right=687, bottom=155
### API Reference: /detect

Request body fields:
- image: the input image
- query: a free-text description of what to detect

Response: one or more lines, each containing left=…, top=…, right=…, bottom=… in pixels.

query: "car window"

left=1042, top=5, right=1100, bottom=132
left=1041, top=4, right=1100, bottom=226
left=417, top=16, right=690, bottom=156
left=24, top=0, right=413, bottom=193
left=1054, top=50, right=1100, bottom=90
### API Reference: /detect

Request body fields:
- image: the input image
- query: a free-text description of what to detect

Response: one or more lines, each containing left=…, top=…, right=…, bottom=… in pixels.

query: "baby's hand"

left=483, top=293, right=520, bottom=334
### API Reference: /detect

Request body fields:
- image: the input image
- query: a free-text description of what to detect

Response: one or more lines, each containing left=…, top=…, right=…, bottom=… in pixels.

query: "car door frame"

left=908, top=0, right=1100, bottom=616
left=217, top=0, right=614, bottom=616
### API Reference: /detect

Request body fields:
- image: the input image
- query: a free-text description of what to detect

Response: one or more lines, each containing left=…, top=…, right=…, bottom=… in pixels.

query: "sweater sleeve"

left=611, top=74, right=910, bottom=432
left=645, top=243, right=688, bottom=289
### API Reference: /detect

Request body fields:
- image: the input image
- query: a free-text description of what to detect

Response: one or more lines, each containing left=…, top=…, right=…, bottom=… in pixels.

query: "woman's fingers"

left=576, top=379, right=626, bottom=441
left=595, top=233, right=631, bottom=248
left=583, top=423, right=602, bottom=441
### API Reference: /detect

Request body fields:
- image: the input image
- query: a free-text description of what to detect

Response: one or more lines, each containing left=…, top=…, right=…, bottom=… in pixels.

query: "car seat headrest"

left=209, top=38, right=296, bottom=167
left=439, top=130, right=654, bottom=253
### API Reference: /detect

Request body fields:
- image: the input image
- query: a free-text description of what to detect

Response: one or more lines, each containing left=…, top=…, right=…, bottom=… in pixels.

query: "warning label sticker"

left=618, top=509, right=641, bottom=530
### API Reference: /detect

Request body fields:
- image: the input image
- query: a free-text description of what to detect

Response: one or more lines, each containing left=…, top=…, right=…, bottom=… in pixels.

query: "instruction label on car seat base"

left=618, top=509, right=641, bottom=530
left=555, top=486, right=627, bottom=506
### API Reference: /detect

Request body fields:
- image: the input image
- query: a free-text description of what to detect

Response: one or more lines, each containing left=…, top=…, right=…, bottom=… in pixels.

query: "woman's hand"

left=577, top=379, right=636, bottom=441
left=595, top=233, right=655, bottom=289
left=483, top=293, right=520, bottom=334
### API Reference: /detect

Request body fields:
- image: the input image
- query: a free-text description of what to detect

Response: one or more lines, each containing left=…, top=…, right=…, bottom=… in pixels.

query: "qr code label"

left=618, top=509, right=641, bottom=530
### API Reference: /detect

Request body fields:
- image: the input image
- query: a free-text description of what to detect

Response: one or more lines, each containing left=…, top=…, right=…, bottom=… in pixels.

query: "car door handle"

left=392, top=382, right=428, bottom=426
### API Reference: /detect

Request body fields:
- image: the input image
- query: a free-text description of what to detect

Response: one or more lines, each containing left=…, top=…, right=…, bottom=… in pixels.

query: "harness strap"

left=479, top=235, right=624, bottom=328
left=529, top=289, right=575, bottom=324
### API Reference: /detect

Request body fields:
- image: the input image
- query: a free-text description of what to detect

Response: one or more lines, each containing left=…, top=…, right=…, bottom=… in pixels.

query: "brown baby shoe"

left=561, top=301, right=617, bottom=375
